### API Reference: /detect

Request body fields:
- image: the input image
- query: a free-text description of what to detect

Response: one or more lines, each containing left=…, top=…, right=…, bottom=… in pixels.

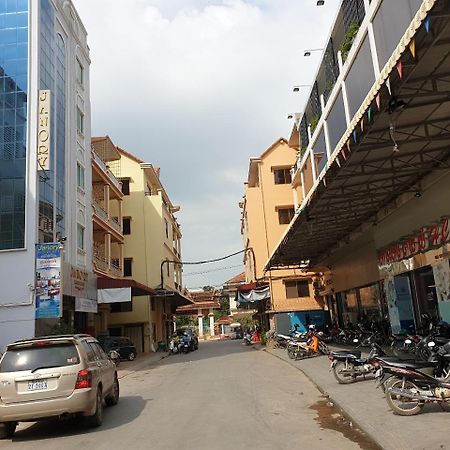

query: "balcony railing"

left=110, top=259, right=122, bottom=278
left=93, top=254, right=108, bottom=273
left=92, top=199, right=108, bottom=222
left=110, top=216, right=122, bottom=234
left=92, top=148, right=122, bottom=192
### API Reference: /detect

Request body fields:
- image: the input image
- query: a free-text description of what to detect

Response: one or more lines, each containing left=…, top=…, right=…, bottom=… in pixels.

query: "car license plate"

left=27, top=380, right=48, bottom=391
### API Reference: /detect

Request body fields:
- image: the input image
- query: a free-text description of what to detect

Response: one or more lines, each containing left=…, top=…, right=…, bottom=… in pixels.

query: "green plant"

left=309, top=115, right=320, bottom=133
left=340, top=21, right=360, bottom=61
left=324, top=80, right=334, bottom=93
left=261, top=331, right=267, bottom=345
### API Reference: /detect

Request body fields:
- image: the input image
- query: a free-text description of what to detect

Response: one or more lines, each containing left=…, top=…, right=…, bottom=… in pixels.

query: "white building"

left=0, top=0, right=94, bottom=350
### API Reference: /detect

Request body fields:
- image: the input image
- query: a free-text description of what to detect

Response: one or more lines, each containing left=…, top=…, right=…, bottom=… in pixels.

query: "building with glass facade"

left=0, top=0, right=94, bottom=351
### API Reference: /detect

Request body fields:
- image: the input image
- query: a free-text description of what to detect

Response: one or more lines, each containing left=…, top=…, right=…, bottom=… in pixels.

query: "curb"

left=118, top=353, right=168, bottom=379
left=262, top=348, right=383, bottom=450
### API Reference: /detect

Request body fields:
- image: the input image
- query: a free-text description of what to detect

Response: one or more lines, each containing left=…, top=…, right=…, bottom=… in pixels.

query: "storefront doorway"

left=393, top=274, right=416, bottom=333
left=411, top=266, right=439, bottom=330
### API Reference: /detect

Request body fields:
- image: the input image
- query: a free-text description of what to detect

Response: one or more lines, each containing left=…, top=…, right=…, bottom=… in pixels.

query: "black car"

left=98, top=336, right=137, bottom=361
left=176, top=329, right=198, bottom=351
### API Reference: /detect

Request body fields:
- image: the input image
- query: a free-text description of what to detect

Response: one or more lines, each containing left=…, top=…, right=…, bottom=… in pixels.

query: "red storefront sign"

left=378, top=217, right=449, bottom=265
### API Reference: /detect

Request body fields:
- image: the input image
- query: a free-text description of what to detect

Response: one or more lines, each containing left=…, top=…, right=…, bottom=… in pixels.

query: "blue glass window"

left=0, top=0, right=28, bottom=250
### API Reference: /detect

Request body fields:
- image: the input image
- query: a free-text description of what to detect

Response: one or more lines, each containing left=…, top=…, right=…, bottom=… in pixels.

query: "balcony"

left=110, top=259, right=122, bottom=278
left=110, top=216, right=122, bottom=234
left=92, top=147, right=122, bottom=192
left=92, top=199, right=108, bottom=222
left=93, top=254, right=109, bottom=273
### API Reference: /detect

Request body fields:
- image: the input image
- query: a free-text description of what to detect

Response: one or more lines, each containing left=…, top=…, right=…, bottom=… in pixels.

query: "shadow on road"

left=11, top=395, right=148, bottom=442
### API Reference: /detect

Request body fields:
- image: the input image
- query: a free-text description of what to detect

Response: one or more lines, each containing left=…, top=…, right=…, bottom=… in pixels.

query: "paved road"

left=3, top=341, right=375, bottom=450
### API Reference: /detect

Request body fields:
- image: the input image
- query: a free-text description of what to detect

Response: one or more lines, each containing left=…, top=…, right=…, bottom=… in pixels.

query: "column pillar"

left=209, top=309, right=215, bottom=336
left=198, top=310, right=204, bottom=337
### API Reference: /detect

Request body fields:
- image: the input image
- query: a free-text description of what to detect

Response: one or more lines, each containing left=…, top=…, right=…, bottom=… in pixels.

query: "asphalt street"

left=2, top=340, right=376, bottom=450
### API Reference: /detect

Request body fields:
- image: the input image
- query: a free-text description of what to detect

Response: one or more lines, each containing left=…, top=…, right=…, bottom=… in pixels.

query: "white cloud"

left=72, top=0, right=340, bottom=287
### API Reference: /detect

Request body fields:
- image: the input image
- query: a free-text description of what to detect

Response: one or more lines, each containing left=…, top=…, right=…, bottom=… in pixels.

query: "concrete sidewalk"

left=117, top=351, right=168, bottom=379
left=264, top=347, right=450, bottom=450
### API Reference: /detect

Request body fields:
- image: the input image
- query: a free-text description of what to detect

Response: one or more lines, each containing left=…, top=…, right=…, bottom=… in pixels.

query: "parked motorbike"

left=169, top=334, right=190, bottom=354
left=374, top=341, right=450, bottom=415
left=287, top=329, right=329, bottom=360
left=328, top=340, right=386, bottom=384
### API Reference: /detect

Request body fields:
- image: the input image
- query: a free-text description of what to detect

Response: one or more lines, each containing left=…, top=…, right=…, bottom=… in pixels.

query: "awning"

left=236, top=286, right=270, bottom=306
left=267, top=1, right=450, bottom=269
left=97, top=277, right=157, bottom=297
left=154, top=289, right=193, bottom=307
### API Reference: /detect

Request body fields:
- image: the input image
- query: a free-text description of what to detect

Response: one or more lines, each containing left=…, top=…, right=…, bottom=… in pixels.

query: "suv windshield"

left=176, top=330, right=190, bottom=336
left=0, top=343, right=80, bottom=373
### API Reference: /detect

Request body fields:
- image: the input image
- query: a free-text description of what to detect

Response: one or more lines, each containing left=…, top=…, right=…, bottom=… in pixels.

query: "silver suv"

left=0, top=334, right=119, bottom=439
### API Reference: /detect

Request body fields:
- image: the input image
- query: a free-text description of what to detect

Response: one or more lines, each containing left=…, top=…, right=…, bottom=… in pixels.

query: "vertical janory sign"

left=35, top=243, right=62, bottom=318
left=37, top=90, right=51, bottom=171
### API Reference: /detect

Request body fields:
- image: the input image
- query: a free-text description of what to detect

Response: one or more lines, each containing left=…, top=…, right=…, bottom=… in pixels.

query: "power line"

left=183, top=264, right=243, bottom=277
left=179, top=249, right=245, bottom=265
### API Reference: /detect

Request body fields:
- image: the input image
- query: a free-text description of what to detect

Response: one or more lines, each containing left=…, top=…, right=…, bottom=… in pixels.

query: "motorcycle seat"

left=331, top=350, right=361, bottom=359
left=376, top=356, right=437, bottom=369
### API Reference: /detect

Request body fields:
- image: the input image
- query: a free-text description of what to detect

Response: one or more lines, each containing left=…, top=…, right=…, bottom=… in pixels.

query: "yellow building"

left=93, top=138, right=189, bottom=352
left=240, top=138, right=326, bottom=333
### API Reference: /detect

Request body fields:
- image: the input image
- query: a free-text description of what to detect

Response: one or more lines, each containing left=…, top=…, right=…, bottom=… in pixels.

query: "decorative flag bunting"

left=376, top=93, right=381, bottom=110
left=336, top=157, right=341, bottom=168
left=346, top=139, right=351, bottom=152
left=322, top=177, right=327, bottom=187
left=360, top=118, right=364, bottom=132
left=396, top=60, right=403, bottom=79
left=409, top=38, right=416, bottom=58
left=425, top=17, right=430, bottom=33
left=385, top=77, right=392, bottom=95
left=352, top=130, right=357, bottom=143
left=341, top=148, right=347, bottom=160
left=368, top=107, right=372, bottom=122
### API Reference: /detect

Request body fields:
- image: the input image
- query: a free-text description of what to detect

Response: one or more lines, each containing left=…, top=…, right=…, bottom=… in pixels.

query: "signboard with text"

left=377, top=217, right=450, bottom=266
left=37, top=90, right=51, bottom=171
left=35, top=242, right=61, bottom=318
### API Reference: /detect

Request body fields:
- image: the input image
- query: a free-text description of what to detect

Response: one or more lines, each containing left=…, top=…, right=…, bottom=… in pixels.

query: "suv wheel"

left=105, top=376, right=120, bottom=407
left=128, top=352, right=136, bottom=361
left=85, top=388, right=103, bottom=428
left=0, top=422, right=17, bottom=439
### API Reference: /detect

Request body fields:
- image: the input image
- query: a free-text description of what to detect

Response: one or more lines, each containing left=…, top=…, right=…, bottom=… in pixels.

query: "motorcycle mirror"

left=428, top=341, right=436, bottom=347
left=404, top=339, right=412, bottom=344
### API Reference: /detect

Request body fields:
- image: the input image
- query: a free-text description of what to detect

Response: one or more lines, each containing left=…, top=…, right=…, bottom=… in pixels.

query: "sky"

left=72, top=0, right=340, bottom=289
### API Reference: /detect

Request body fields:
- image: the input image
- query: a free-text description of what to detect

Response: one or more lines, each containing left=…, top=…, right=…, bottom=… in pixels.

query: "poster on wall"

left=384, top=277, right=401, bottom=334
left=35, top=243, right=62, bottom=319
left=433, top=260, right=450, bottom=322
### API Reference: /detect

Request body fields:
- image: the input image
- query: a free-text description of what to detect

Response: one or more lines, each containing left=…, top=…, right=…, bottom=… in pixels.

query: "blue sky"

left=73, top=0, right=340, bottom=289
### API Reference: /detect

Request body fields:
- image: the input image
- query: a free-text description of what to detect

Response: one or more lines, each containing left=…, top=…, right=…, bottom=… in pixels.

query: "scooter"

left=287, top=330, right=329, bottom=360
left=328, top=339, right=386, bottom=384
left=374, top=341, right=450, bottom=415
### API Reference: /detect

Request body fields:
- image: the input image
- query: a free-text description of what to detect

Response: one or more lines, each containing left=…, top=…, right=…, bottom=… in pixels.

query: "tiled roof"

left=224, top=272, right=245, bottom=285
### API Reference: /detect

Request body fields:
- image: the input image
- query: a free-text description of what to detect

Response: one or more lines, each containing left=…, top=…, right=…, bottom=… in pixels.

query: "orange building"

left=239, top=138, right=327, bottom=333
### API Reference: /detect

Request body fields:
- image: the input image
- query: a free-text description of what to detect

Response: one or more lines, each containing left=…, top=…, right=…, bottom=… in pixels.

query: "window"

left=278, top=207, right=295, bottom=225
left=123, top=217, right=131, bottom=235
left=76, top=58, right=84, bottom=86
left=164, top=219, right=169, bottom=238
left=124, top=258, right=132, bottom=277
left=120, top=179, right=130, bottom=195
left=77, top=223, right=85, bottom=250
left=76, top=107, right=84, bottom=134
left=274, top=168, right=292, bottom=185
left=76, top=163, right=85, bottom=190
left=285, top=280, right=310, bottom=298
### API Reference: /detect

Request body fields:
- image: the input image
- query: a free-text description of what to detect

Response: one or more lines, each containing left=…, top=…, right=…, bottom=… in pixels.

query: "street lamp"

left=303, top=48, right=323, bottom=57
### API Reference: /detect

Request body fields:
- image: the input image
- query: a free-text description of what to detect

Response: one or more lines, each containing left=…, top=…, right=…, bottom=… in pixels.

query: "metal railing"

left=110, top=216, right=122, bottom=234
left=92, top=148, right=122, bottom=192
left=110, top=259, right=122, bottom=278
left=92, top=199, right=108, bottom=222
left=93, top=254, right=108, bottom=272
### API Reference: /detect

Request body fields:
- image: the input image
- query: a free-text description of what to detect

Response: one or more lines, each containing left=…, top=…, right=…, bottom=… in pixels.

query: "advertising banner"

left=37, top=90, right=51, bottom=171
left=35, top=243, right=62, bottom=318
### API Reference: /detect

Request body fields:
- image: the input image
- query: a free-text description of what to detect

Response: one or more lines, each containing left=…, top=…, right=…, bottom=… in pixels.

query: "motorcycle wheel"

left=332, top=361, right=356, bottom=384
left=385, top=378, right=424, bottom=416
left=287, top=346, right=297, bottom=359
